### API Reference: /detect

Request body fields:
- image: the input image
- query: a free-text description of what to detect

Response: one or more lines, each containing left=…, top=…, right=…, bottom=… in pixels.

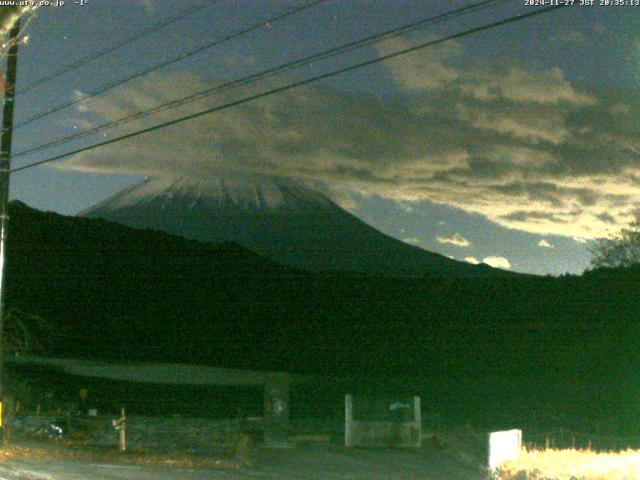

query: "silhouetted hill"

left=5, top=201, right=640, bottom=430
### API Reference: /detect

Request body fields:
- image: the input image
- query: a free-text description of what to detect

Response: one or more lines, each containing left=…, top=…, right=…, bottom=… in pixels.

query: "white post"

left=413, top=396, right=421, bottom=447
left=112, top=407, right=126, bottom=452
left=345, top=394, right=353, bottom=447
left=119, top=407, right=126, bottom=452
left=488, top=429, right=522, bottom=472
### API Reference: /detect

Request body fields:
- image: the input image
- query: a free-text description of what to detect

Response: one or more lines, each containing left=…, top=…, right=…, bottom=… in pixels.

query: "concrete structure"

left=345, top=394, right=421, bottom=448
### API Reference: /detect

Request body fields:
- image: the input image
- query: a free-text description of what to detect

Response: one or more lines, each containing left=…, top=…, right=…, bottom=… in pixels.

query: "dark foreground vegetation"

left=5, top=201, right=639, bottom=433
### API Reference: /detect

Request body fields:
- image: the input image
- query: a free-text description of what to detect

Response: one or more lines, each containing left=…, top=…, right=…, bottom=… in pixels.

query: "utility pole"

left=0, top=17, right=21, bottom=446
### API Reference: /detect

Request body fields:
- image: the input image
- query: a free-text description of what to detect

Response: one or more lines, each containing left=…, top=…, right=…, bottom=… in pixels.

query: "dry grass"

left=498, top=448, right=640, bottom=480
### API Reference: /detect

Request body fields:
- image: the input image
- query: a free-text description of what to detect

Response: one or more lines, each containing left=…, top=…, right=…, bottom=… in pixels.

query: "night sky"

left=5, top=0, right=640, bottom=275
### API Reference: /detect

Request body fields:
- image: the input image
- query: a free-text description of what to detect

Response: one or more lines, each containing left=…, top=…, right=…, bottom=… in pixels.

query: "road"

left=0, top=459, right=265, bottom=480
left=0, top=444, right=484, bottom=479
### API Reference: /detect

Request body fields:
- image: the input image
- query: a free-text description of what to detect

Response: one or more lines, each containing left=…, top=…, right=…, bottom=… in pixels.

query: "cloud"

left=380, top=37, right=593, bottom=106
left=376, top=36, right=463, bottom=92
left=398, top=202, right=414, bottom=213
left=572, top=236, right=588, bottom=244
left=436, top=232, right=471, bottom=247
left=464, top=256, right=480, bottom=265
left=538, top=239, right=554, bottom=248
left=483, top=256, right=511, bottom=270
left=137, top=0, right=155, bottom=12
left=548, top=30, right=586, bottom=44
left=57, top=36, right=640, bottom=240
left=403, top=237, right=421, bottom=245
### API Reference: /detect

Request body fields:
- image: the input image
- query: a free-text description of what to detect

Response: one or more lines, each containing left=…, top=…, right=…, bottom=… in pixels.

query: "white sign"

left=488, top=429, right=522, bottom=471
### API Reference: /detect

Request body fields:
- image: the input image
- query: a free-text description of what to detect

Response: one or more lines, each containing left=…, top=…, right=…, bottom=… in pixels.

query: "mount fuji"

left=80, top=175, right=505, bottom=277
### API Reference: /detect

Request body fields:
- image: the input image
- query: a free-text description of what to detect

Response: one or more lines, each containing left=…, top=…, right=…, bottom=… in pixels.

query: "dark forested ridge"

left=5, top=201, right=640, bottom=429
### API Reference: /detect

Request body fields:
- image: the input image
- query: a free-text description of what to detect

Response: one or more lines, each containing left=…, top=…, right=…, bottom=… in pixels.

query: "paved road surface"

left=0, top=459, right=263, bottom=479
left=0, top=444, right=484, bottom=479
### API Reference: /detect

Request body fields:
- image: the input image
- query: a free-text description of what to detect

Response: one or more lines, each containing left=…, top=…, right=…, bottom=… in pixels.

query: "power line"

left=18, top=0, right=220, bottom=95
left=14, top=0, right=331, bottom=130
left=13, top=0, right=506, bottom=159
left=11, top=5, right=566, bottom=175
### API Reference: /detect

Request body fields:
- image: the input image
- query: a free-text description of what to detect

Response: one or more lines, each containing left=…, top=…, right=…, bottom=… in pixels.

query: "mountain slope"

left=81, top=175, right=506, bottom=277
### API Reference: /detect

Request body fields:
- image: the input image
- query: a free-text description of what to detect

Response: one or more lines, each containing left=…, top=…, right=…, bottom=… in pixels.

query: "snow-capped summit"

left=81, top=174, right=502, bottom=277
left=89, top=175, right=334, bottom=214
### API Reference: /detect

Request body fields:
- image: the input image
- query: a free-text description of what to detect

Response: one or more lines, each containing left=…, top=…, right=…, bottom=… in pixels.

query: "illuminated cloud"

left=58, top=34, right=640, bottom=240
left=483, top=256, right=511, bottom=270
left=538, top=239, right=554, bottom=248
left=436, top=233, right=471, bottom=247
left=379, top=38, right=593, bottom=106
left=403, top=237, right=421, bottom=245
left=464, top=256, right=480, bottom=265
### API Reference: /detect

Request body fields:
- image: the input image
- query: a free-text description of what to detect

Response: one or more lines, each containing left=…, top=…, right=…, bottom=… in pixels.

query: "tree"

left=590, top=215, right=640, bottom=269
left=3, top=308, right=55, bottom=356
left=2, top=309, right=56, bottom=414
